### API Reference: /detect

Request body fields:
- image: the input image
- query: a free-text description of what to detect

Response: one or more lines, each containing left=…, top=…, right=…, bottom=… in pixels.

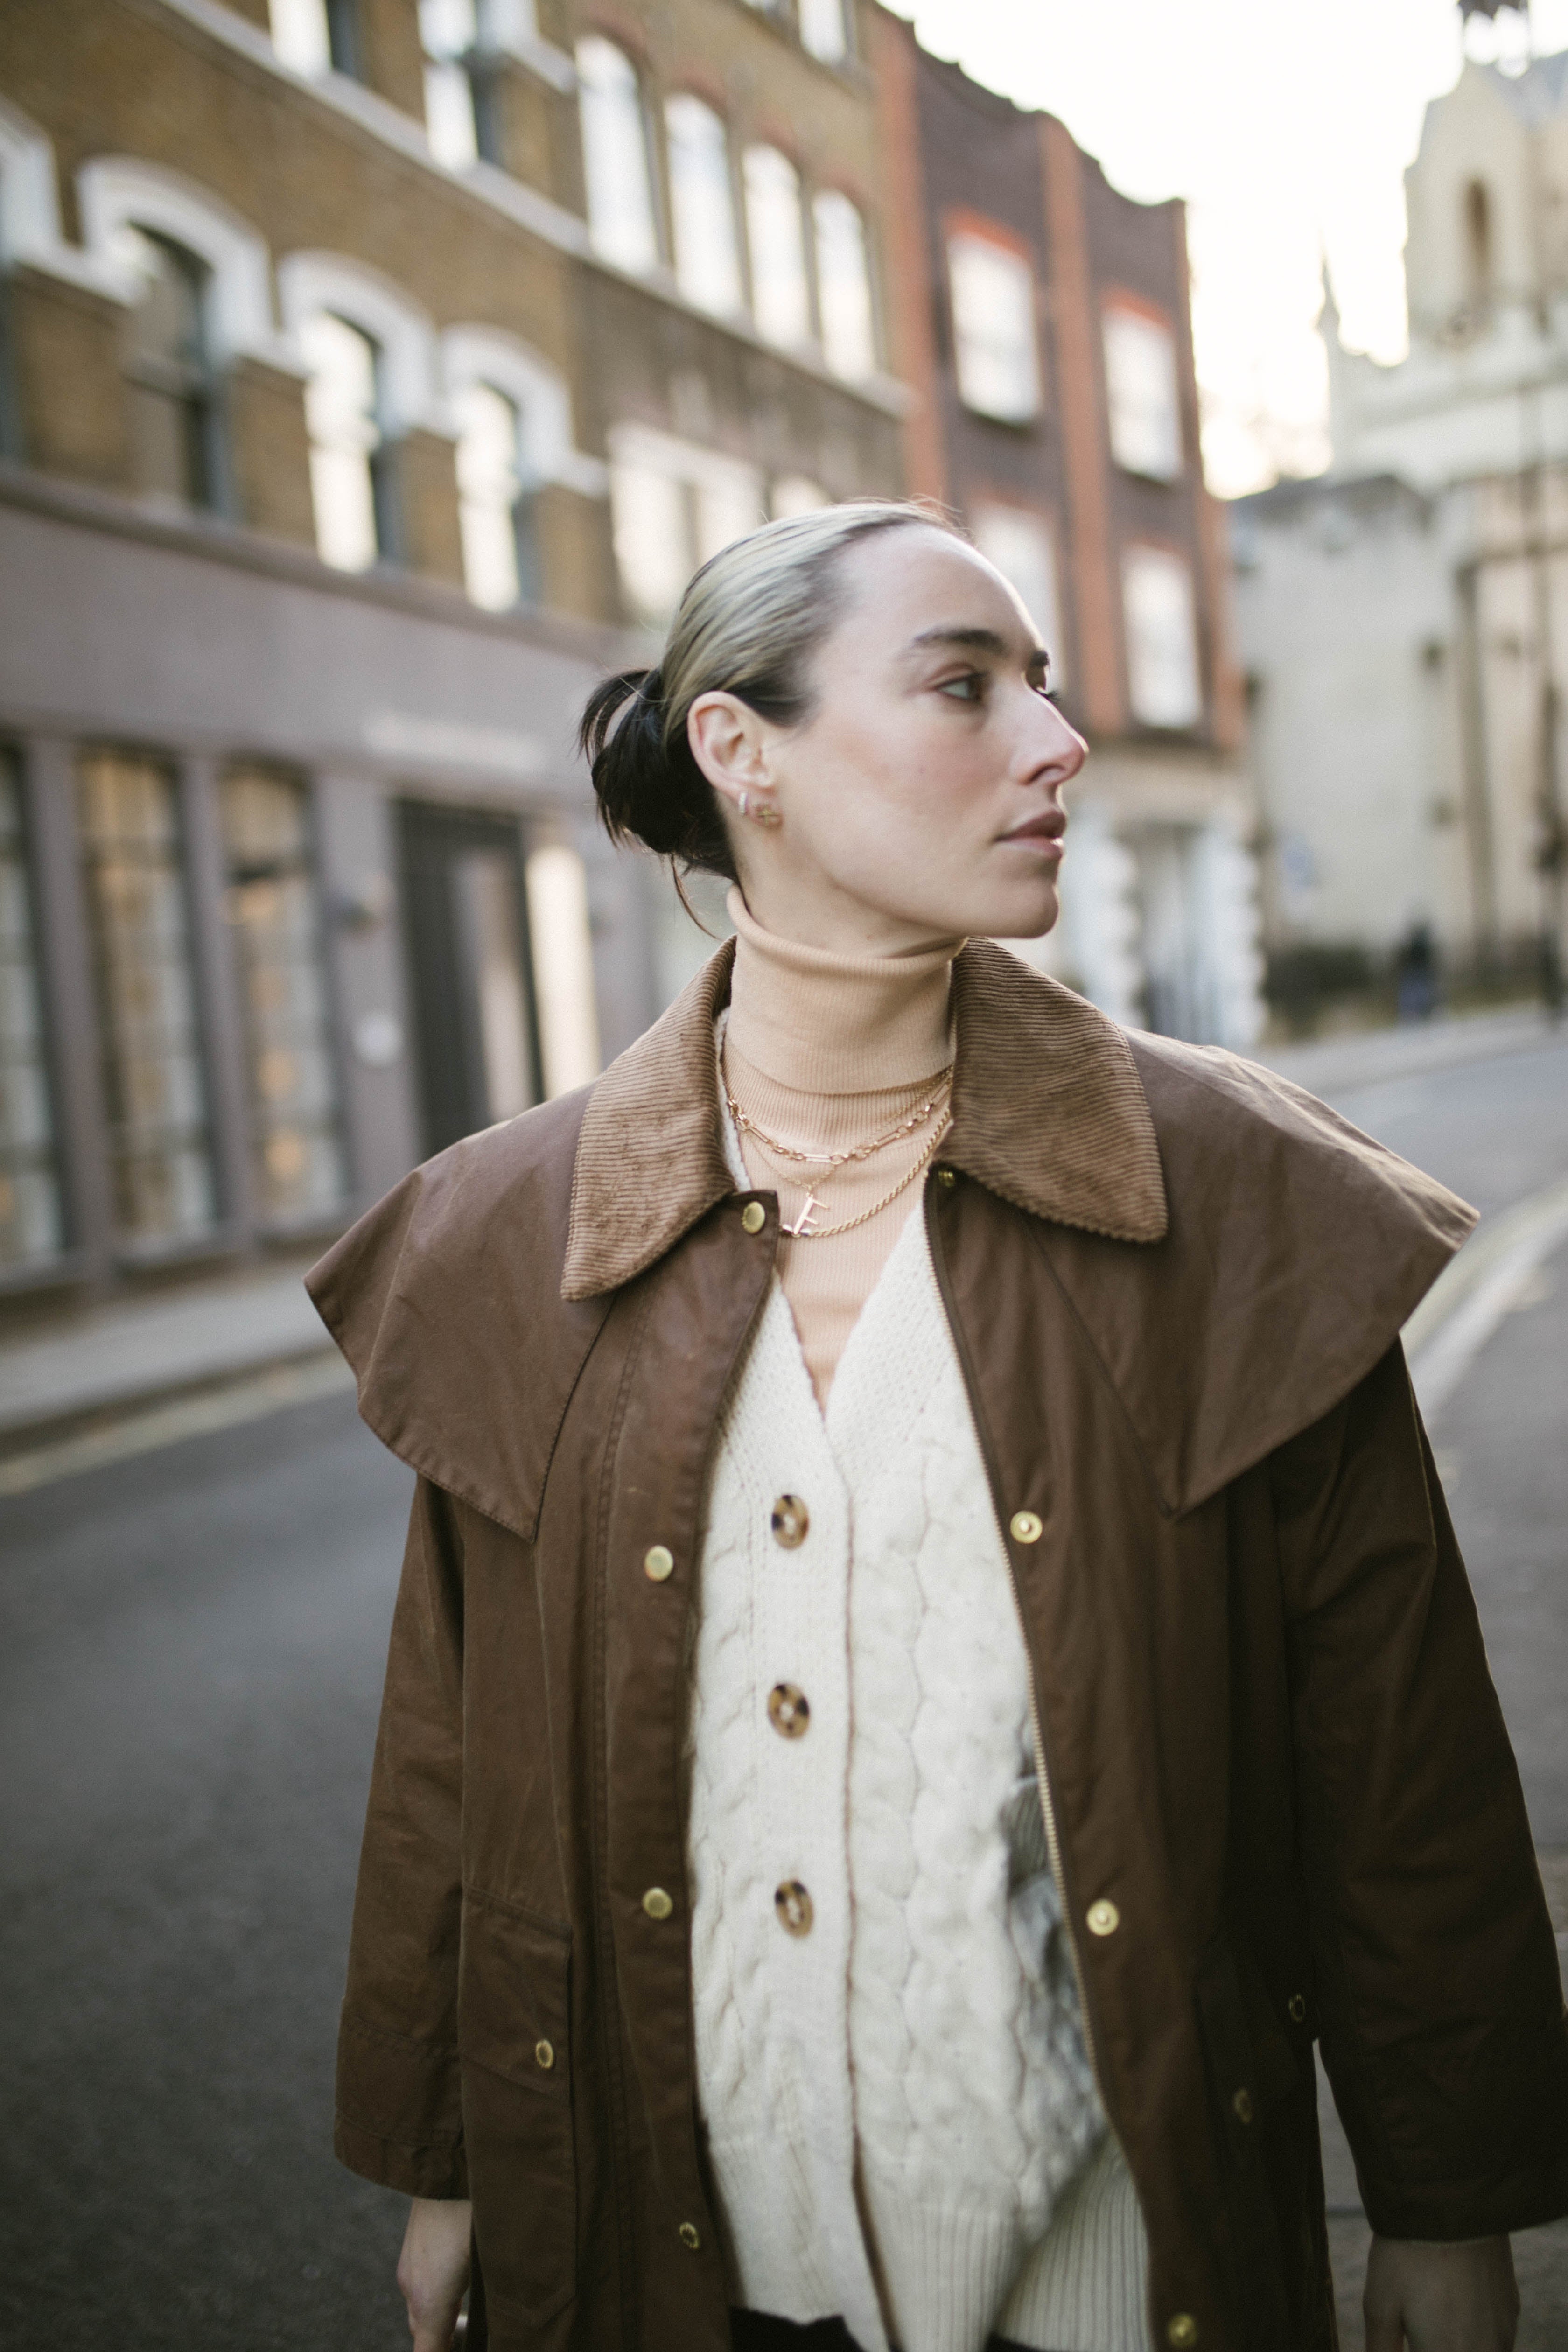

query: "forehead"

left=835, top=525, right=1035, bottom=644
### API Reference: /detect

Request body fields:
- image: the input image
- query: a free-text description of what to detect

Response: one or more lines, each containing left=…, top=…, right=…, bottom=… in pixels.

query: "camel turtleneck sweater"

left=721, top=889, right=960, bottom=1405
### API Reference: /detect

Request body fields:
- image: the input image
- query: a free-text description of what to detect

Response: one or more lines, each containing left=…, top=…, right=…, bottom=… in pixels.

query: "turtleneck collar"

left=724, top=887, right=961, bottom=1096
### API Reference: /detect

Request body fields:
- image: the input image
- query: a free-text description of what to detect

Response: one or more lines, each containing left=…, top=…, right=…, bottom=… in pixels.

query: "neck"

left=724, top=887, right=959, bottom=1096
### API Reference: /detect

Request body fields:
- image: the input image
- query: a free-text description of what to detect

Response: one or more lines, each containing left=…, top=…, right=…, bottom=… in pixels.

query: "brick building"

left=872, top=16, right=1262, bottom=1045
left=0, top=0, right=899, bottom=1304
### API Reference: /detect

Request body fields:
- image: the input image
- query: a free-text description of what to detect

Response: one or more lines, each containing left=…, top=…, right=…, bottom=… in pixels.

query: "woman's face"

left=686, top=525, right=1088, bottom=953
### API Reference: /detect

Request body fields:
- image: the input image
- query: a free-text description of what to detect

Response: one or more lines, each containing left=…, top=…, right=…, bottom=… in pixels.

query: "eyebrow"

left=905, top=623, right=1048, bottom=663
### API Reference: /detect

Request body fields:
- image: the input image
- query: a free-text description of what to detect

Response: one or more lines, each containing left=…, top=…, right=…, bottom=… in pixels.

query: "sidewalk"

left=1253, top=1000, right=1556, bottom=1098
left=0, top=1255, right=341, bottom=1451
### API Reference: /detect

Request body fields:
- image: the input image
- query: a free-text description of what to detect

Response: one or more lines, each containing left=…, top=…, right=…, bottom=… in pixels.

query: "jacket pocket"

left=458, top=1888, right=575, bottom=2327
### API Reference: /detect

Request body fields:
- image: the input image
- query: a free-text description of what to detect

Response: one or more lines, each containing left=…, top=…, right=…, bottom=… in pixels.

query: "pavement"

left=0, top=1001, right=1564, bottom=2348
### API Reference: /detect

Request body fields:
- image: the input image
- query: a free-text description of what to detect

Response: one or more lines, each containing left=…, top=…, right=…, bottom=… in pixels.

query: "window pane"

left=425, top=60, right=479, bottom=168
left=1122, top=546, right=1201, bottom=728
left=455, top=381, right=523, bottom=610
left=0, top=757, right=64, bottom=1269
left=666, top=95, right=743, bottom=318
left=451, top=847, right=535, bottom=1122
left=971, top=505, right=1064, bottom=686
left=813, top=191, right=876, bottom=380
left=419, top=0, right=477, bottom=55
left=302, top=311, right=382, bottom=572
left=221, top=770, right=346, bottom=1225
left=948, top=232, right=1038, bottom=422
left=798, top=0, right=848, bottom=62
left=525, top=843, right=601, bottom=1097
left=576, top=37, right=659, bottom=273
left=269, top=0, right=331, bottom=75
left=1103, top=305, right=1182, bottom=481
left=744, top=146, right=811, bottom=347
left=76, top=751, right=216, bottom=1249
left=609, top=462, right=694, bottom=628
left=117, top=226, right=213, bottom=509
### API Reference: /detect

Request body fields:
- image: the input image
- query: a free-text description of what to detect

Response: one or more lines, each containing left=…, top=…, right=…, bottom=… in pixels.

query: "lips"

left=999, top=812, right=1067, bottom=846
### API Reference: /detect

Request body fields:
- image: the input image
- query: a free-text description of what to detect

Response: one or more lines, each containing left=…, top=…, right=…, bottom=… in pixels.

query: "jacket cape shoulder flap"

left=305, top=939, right=1477, bottom=1533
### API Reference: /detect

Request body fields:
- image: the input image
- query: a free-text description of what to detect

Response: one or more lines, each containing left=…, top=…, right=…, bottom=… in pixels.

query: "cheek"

left=809, top=705, right=981, bottom=819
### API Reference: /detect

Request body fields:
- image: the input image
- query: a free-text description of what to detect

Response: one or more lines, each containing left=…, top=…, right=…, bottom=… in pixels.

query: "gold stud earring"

left=739, top=791, right=781, bottom=829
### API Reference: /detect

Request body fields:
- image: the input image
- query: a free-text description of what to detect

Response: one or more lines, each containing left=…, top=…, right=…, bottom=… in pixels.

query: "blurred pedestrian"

left=310, top=506, right=1566, bottom=2352
left=1395, top=919, right=1440, bottom=1024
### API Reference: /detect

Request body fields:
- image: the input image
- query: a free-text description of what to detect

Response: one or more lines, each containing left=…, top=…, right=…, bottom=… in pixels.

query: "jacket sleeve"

left=335, top=1475, right=469, bottom=2199
left=1270, top=1342, right=1568, bottom=2241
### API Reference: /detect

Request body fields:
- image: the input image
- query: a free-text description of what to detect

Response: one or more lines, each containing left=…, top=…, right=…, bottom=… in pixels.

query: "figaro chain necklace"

left=722, top=1047, right=954, bottom=1239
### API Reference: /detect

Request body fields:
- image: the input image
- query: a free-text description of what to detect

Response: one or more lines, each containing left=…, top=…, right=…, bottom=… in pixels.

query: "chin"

left=980, top=880, right=1060, bottom=942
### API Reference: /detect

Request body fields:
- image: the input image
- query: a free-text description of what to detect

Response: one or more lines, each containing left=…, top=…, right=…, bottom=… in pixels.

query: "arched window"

left=454, top=379, right=539, bottom=609
left=948, top=229, right=1039, bottom=423
left=744, top=146, right=811, bottom=348
left=117, top=226, right=220, bottom=509
left=812, top=189, right=876, bottom=380
left=665, top=95, right=742, bottom=318
left=576, top=36, right=658, bottom=273
left=300, top=310, right=390, bottom=571
left=1464, top=177, right=1492, bottom=309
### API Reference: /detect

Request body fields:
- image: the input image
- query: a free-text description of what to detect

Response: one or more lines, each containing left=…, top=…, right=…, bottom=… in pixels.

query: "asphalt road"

left=1, top=1029, right=1565, bottom=2352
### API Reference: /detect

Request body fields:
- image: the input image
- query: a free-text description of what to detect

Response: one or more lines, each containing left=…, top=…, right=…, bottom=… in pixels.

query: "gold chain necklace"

left=764, top=1113, right=953, bottom=1239
left=721, top=1052, right=954, bottom=1170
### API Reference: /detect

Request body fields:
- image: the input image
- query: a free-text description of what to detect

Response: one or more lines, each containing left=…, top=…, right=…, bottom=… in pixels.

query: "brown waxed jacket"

left=309, top=941, right=1568, bottom=2352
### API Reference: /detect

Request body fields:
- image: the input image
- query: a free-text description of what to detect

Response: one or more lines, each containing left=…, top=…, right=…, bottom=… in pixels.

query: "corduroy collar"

left=561, top=936, right=1167, bottom=1302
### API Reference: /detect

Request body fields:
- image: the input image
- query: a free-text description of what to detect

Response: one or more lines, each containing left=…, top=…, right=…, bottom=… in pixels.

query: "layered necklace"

left=721, top=1049, right=954, bottom=1239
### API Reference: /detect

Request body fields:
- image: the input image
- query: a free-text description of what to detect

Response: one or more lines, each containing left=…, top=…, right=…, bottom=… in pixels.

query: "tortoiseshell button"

left=767, top=1683, right=810, bottom=1739
left=775, top=1880, right=813, bottom=1936
left=771, top=1495, right=809, bottom=1548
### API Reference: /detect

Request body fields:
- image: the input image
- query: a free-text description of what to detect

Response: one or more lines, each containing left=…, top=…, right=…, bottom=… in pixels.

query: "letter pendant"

left=783, top=1192, right=819, bottom=1239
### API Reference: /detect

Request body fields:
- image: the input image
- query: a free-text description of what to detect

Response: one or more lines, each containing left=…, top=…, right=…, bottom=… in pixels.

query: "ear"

left=687, top=691, right=774, bottom=813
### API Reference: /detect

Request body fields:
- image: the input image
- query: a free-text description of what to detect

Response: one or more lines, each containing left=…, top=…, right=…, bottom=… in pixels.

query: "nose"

left=1022, top=692, right=1088, bottom=790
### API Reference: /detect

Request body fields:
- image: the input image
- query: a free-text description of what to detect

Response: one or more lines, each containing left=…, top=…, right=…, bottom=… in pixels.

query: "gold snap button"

left=642, top=1886, right=673, bottom=1921
left=770, top=1494, right=809, bottom=1548
left=1167, top=2318, right=1199, bottom=2350
left=1009, top=1509, right=1043, bottom=1544
left=774, top=1879, right=813, bottom=1936
left=678, top=2221, right=701, bottom=2252
left=741, top=1200, right=766, bottom=1235
left=1287, top=1992, right=1306, bottom=2024
left=643, top=1544, right=674, bottom=1582
left=1232, top=2087, right=1253, bottom=2125
left=534, top=2038, right=554, bottom=2071
left=767, top=1682, right=810, bottom=1738
left=936, top=1167, right=956, bottom=1189
left=1085, top=1898, right=1120, bottom=1938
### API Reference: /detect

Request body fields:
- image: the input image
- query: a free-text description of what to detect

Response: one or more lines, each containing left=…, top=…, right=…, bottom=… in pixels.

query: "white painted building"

left=1232, top=48, right=1568, bottom=994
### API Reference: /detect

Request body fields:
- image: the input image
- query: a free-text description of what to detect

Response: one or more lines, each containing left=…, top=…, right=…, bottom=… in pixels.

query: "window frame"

left=663, top=91, right=745, bottom=321
left=0, top=743, right=69, bottom=1280
left=1120, top=539, right=1204, bottom=733
left=574, top=34, right=662, bottom=276
left=1101, top=292, right=1184, bottom=484
left=945, top=214, right=1042, bottom=426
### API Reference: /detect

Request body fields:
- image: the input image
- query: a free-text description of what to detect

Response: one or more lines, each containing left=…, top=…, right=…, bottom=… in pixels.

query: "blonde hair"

left=580, top=500, right=953, bottom=878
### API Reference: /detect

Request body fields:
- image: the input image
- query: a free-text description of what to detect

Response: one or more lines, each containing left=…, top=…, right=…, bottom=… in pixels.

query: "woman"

left=310, top=504, right=1567, bottom=2352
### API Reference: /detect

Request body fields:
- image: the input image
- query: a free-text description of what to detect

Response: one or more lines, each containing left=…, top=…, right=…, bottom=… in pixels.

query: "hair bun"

left=578, top=664, right=735, bottom=876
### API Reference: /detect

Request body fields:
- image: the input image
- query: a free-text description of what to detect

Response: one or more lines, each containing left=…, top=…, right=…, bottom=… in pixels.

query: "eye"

left=938, top=671, right=986, bottom=703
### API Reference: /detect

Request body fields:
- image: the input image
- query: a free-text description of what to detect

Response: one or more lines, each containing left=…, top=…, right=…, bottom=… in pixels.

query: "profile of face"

left=685, top=525, right=1088, bottom=954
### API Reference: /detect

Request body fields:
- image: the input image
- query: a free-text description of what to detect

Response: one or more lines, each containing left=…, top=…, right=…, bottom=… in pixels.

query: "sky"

left=886, top=0, right=1568, bottom=498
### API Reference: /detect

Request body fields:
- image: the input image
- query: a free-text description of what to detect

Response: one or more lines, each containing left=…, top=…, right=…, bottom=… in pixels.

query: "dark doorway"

left=399, top=802, right=543, bottom=1156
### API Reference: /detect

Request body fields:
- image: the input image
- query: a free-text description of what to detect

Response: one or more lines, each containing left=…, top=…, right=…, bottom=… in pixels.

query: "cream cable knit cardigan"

left=682, top=1057, right=1152, bottom=2352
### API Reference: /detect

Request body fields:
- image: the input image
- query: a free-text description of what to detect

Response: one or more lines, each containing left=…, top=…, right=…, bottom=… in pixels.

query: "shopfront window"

left=576, top=36, right=659, bottom=274
left=0, top=756, right=64, bottom=1270
left=76, top=751, right=216, bottom=1249
left=220, top=770, right=345, bottom=1227
left=744, top=146, right=811, bottom=349
left=665, top=95, right=743, bottom=319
